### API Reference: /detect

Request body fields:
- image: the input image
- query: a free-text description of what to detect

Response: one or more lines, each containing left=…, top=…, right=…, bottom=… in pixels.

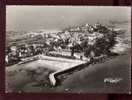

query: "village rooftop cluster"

left=6, top=23, right=121, bottom=66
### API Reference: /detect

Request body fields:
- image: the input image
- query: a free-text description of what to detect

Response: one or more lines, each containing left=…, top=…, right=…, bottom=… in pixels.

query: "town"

left=6, top=23, right=122, bottom=66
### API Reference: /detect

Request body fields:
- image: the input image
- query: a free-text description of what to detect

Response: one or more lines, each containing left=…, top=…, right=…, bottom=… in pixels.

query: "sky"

left=6, top=6, right=131, bottom=31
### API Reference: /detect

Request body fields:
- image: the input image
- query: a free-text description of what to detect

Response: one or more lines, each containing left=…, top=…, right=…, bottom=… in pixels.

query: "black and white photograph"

left=5, top=6, right=131, bottom=93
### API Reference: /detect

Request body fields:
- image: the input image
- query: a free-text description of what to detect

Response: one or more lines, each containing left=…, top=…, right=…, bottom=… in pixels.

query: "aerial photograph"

left=5, top=6, right=131, bottom=93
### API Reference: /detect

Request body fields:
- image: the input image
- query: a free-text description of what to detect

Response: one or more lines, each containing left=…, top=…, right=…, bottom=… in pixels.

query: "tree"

left=94, top=32, right=117, bottom=56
